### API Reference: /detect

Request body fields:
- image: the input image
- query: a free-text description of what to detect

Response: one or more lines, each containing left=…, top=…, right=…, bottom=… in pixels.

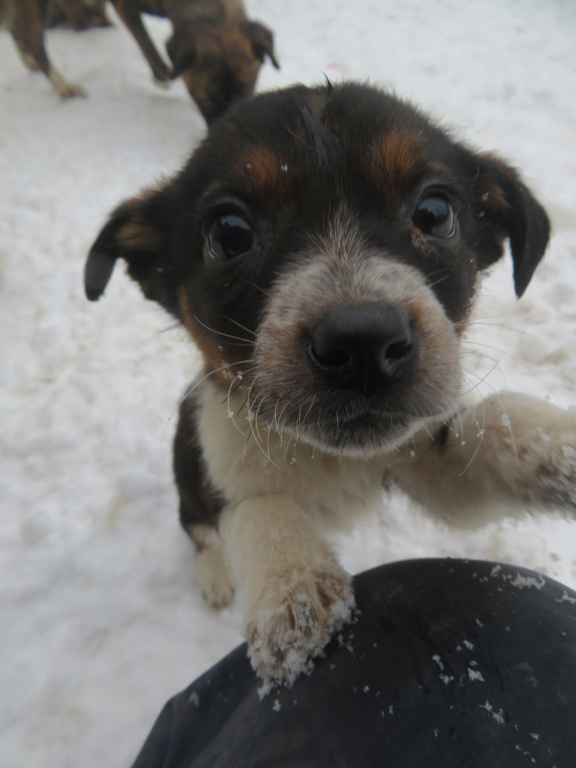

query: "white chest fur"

left=197, top=379, right=385, bottom=532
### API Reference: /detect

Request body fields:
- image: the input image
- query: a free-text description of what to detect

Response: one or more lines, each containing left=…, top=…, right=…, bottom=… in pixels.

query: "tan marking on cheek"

left=178, top=288, right=248, bottom=384
left=178, top=287, right=225, bottom=374
left=368, top=131, right=426, bottom=200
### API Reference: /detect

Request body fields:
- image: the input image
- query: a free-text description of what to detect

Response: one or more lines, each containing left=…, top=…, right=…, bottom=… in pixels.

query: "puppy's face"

left=86, top=83, right=550, bottom=457
left=166, top=20, right=279, bottom=124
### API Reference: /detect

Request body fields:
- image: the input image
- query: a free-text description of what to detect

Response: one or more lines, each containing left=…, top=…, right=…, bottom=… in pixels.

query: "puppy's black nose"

left=307, top=303, right=417, bottom=395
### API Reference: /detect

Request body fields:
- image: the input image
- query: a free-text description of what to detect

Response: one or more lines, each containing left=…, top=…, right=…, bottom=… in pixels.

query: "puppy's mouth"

left=303, top=410, right=421, bottom=457
left=230, top=376, right=446, bottom=458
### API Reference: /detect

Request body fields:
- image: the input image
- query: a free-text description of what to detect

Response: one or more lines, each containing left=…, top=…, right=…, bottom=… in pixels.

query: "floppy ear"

left=85, top=184, right=177, bottom=313
left=472, top=153, right=550, bottom=298
left=247, top=22, right=280, bottom=69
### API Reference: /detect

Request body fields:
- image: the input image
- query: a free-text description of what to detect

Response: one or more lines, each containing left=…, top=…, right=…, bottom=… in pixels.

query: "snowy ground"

left=1, top=1, right=576, bottom=765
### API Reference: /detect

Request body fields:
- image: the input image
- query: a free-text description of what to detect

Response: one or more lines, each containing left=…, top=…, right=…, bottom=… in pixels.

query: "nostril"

left=385, top=339, right=413, bottom=361
left=380, top=335, right=417, bottom=378
left=307, top=341, right=354, bottom=373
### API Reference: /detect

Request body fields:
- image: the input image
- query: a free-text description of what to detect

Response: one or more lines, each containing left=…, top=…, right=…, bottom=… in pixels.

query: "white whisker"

left=458, top=403, right=486, bottom=477
left=192, top=314, right=255, bottom=345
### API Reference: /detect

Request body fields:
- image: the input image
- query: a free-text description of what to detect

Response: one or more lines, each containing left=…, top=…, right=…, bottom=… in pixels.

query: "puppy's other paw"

left=245, top=567, right=355, bottom=693
left=532, top=426, right=576, bottom=512
left=481, top=393, right=576, bottom=513
left=195, top=545, right=235, bottom=609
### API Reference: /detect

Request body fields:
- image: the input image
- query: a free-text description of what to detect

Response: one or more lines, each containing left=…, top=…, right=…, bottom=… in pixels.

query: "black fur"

left=173, top=391, right=225, bottom=534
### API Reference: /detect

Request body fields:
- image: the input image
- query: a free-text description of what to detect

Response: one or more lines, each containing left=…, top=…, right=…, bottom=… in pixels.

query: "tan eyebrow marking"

left=231, top=146, right=293, bottom=198
left=367, top=130, right=427, bottom=200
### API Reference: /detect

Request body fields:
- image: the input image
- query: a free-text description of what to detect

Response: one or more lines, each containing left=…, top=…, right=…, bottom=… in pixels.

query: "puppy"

left=85, top=82, right=576, bottom=689
left=2, top=0, right=87, bottom=97
left=110, top=0, right=279, bottom=123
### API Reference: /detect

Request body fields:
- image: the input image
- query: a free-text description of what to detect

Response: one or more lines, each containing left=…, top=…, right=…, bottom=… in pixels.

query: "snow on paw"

left=245, top=568, right=355, bottom=693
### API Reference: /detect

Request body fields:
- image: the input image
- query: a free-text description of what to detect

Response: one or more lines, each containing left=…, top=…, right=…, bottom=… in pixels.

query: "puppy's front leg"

left=392, top=393, right=576, bottom=524
left=220, top=496, right=355, bottom=690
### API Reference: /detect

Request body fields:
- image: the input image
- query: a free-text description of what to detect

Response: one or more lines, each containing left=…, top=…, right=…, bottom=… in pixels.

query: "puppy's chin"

left=271, top=408, right=445, bottom=460
left=298, top=424, right=420, bottom=460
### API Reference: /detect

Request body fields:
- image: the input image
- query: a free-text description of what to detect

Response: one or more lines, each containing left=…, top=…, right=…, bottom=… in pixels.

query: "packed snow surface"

left=1, top=1, right=576, bottom=765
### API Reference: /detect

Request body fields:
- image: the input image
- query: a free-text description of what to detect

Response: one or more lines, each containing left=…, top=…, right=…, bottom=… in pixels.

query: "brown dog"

left=2, top=0, right=277, bottom=121
left=85, top=82, right=576, bottom=690
left=110, top=0, right=279, bottom=123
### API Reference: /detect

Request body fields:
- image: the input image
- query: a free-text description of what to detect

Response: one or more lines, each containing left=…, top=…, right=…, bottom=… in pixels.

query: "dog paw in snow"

left=245, top=569, right=355, bottom=692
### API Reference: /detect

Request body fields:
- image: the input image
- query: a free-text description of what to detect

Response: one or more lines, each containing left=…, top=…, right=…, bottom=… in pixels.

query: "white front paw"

left=245, top=567, right=355, bottom=693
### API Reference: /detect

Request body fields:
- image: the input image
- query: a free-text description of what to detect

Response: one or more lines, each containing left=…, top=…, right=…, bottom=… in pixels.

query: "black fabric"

left=132, top=559, right=576, bottom=767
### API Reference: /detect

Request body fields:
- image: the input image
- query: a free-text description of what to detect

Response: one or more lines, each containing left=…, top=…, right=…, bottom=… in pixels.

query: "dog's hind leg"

left=174, top=389, right=235, bottom=609
left=389, top=392, right=576, bottom=526
left=14, top=39, right=41, bottom=71
left=5, top=0, right=86, bottom=97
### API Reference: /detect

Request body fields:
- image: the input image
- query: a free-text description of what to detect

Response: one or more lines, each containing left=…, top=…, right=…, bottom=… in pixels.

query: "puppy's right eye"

left=206, top=213, right=257, bottom=261
left=412, top=194, right=456, bottom=238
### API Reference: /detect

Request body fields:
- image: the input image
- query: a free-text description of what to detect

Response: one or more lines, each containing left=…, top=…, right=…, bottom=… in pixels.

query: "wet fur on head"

left=85, top=82, right=576, bottom=690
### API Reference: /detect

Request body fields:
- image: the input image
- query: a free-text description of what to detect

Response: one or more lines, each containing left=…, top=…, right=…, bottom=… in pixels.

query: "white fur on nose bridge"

left=261, top=203, right=454, bottom=331
left=248, top=206, right=463, bottom=455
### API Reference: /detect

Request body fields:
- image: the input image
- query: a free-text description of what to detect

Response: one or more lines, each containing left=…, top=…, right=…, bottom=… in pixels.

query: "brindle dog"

left=2, top=0, right=277, bottom=121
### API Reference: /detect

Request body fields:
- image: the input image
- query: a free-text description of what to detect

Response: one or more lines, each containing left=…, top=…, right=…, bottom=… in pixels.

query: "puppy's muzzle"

left=306, top=302, right=418, bottom=397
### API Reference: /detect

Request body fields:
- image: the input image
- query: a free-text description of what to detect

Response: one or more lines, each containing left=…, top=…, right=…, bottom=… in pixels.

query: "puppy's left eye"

left=412, top=194, right=456, bottom=238
left=207, top=213, right=258, bottom=261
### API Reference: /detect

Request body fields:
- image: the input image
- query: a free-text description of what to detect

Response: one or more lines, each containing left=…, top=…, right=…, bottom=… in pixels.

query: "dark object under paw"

left=132, top=558, right=576, bottom=767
